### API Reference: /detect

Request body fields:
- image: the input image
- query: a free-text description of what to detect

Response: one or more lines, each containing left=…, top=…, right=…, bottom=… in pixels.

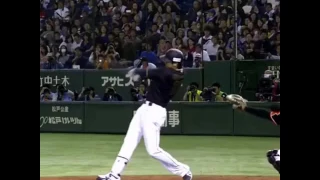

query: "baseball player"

left=96, top=48, right=192, bottom=180
left=228, top=95, right=280, bottom=174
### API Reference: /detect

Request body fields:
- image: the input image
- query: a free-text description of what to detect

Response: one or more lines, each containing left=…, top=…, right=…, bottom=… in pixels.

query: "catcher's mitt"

left=226, top=94, right=248, bottom=109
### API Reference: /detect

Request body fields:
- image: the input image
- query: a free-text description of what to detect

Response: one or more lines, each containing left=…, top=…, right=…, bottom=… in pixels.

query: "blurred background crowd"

left=40, top=0, right=280, bottom=102
left=40, top=0, right=280, bottom=69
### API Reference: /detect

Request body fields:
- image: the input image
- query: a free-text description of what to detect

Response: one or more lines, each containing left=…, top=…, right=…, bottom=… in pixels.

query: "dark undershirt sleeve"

left=134, top=68, right=162, bottom=80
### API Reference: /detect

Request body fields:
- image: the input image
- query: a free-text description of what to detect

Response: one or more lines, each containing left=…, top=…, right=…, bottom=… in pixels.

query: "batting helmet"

left=165, top=48, right=184, bottom=68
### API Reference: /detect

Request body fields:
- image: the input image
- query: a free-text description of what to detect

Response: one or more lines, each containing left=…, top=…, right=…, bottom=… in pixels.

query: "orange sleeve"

left=102, top=61, right=109, bottom=70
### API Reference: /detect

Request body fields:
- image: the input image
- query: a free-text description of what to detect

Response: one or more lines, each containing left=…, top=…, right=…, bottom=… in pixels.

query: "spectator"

left=121, top=35, right=137, bottom=63
left=96, top=25, right=109, bottom=45
left=122, top=23, right=131, bottom=36
left=216, top=45, right=226, bottom=61
left=140, top=42, right=158, bottom=65
left=68, top=0, right=80, bottom=21
left=40, top=45, right=49, bottom=63
left=105, top=43, right=121, bottom=61
left=80, top=10, right=93, bottom=25
left=149, top=23, right=161, bottom=50
left=187, top=38, right=196, bottom=53
left=89, top=44, right=103, bottom=63
left=102, top=87, right=123, bottom=101
left=142, top=0, right=156, bottom=25
left=40, top=37, right=49, bottom=47
left=182, top=20, right=190, bottom=36
left=71, top=33, right=83, bottom=52
left=210, top=36, right=220, bottom=60
left=225, top=41, right=244, bottom=60
left=51, top=45, right=59, bottom=58
left=113, top=0, right=127, bottom=14
left=198, top=26, right=215, bottom=61
left=52, top=84, right=74, bottom=102
left=40, top=90, right=52, bottom=101
left=56, top=45, right=70, bottom=65
left=131, top=83, right=147, bottom=101
left=40, top=86, right=53, bottom=102
left=180, top=45, right=193, bottom=68
left=211, top=82, right=227, bottom=102
left=80, top=33, right=93, bottom=56
left=61, top=35, right=74, bottom=53
left=203, top=0, right=213, bottom=11
left=161, top=23, right=175, bottom=42
left=64, top=47, right=88, bottom=69
left=201, top=82, right=227, bottom=102
left=93, top=54, right=109, bottom=70
left=163, top=0, right=181, bottom=13
left=41, top=24, right=54, bottom=43
left=54, top=1, right=70, bottom=22
left=254, top=30, right=272, bottom=59
left=270, top=32, right=280, bottom=51
left=153, top=5, right=165, bottom=24
left=113, top=40, right=122, bottom=56
left=130, top=29, right=142, bottom=46
left=243, top=39, right=256, bottom=60
left=267, top=45, right=280, bottom=60
left=138, top=57, right=157, bottom=69
left=102, top=43, right=125, bottom=69
left=130, top=20, right=141, bottom=34
left=157, top=37, right=171, bottom=57
left=172, top=28, right=185, bottom=48
left=154, top=15, right=162, bottom=30
left=78, top=87, right=99, bottom=101
left=187, top=1, right=201, bottom=22
left=173, top=37, right=183, bottom=49
left=174, top=13, right=183, bottom=28
left=53, top=31, right=63, bottom=47
left=40, top=56, right=64, bottom=69
left=183, top=82, right=203, bottom=102
left=112, top=27, right=121, bottom=40
left=74, top=19, right=84, bottom=34
left=107, top=1, right=115, bottom=14
left=130, top=2, right=143, bottom=20
left=192, top=44, right=210, bottom=66
left=83, top=0, right=95, bottom=16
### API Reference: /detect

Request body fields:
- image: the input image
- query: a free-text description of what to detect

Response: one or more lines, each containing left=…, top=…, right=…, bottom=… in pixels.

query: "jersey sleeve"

left=171, top=73, right=184, bottom=81
left=244, top=107, right=280, bottom=125
left=168, top=71, right=184, bottom=99
left=134, top=68, right=162, bottom=80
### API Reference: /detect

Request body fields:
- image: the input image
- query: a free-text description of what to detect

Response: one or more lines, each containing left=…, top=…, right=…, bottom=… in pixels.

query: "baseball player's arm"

left=134, top=68, right=162, bottom=80
left=169, top=73, right=184, bottom=99
left=244, top=107, right=280, bottom=125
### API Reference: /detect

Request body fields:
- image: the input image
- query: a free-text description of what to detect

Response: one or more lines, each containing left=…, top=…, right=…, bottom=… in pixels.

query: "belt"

left=143, top=101, right=153, bottom=106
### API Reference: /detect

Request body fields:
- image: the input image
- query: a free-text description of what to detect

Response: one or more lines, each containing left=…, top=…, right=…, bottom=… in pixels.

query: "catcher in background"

left=227, top=94, right=280, bottom=174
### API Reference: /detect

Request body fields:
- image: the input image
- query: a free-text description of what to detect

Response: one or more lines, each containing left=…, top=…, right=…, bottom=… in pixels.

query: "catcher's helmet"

left=165, top=48, right=184, bottom=68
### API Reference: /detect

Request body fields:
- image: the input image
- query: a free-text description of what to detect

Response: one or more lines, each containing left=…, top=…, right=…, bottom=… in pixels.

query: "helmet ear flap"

left=172, top=62, right=182, bottom=69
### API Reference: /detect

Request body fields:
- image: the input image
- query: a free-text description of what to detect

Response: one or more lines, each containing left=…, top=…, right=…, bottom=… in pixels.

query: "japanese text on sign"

left=101, top=75, right=134, bottom=87
left=52, top=106, right=69, bottom=112
left=267, top=66, right=280, bottom=79
left=40, top=75, right=70, bottom=87
left=163, top=110, right=180, bottom=127
left=133, top=110, right=180, bottom=128
left=40, top=116, right=82, bottom=128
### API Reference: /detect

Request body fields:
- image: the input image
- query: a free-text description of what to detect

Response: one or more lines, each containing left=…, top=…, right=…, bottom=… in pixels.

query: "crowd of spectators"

left=40, top=80, right=227, bottom=102
left=40, top=0, right=280, bottom=70
left=40, top=84, right=124, bottom=102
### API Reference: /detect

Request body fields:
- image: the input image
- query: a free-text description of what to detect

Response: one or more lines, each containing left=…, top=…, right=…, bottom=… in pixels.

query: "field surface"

left=40, top=133, right=280, bottom=180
